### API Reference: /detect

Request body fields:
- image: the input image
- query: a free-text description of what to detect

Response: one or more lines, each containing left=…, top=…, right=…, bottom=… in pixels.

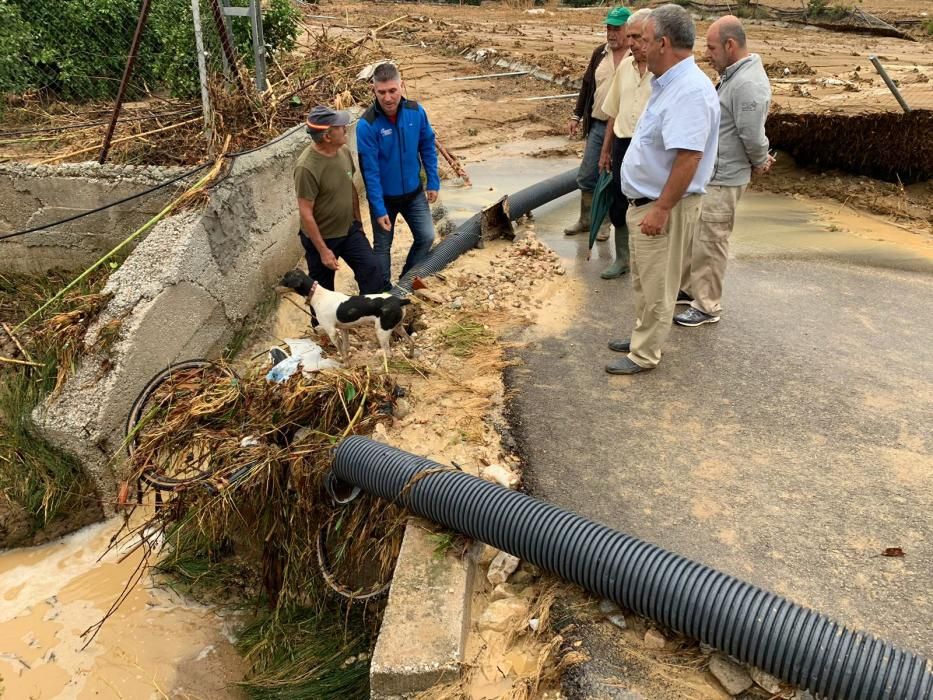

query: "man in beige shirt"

left=597, top=8, right=654, bottom=279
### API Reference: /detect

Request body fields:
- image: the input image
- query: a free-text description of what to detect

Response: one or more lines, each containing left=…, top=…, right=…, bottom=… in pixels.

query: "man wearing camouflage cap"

left=294, top=105, right=383, bottom=294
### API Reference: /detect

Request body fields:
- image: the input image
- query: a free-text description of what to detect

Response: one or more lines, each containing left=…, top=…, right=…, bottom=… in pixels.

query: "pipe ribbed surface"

left=392, top=168, right=578, bottom=295
left=333, top=437, right=933, bottom=700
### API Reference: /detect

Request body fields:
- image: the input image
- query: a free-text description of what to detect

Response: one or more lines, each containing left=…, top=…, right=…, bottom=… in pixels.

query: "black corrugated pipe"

left=332, top=437, right=933, bottom=700
left=391, top=168, right=578, bottom=295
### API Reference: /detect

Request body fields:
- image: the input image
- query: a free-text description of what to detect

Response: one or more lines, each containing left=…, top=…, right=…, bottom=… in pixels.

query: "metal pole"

left=869, top=55, right=911, bottom=113
left=249, top=0, right=267, bottom=92
left=191, top=0, right=213, bottom=141
left=207, top=0, right=248, bottom=94
left=98, top=0, right=153, bottom=164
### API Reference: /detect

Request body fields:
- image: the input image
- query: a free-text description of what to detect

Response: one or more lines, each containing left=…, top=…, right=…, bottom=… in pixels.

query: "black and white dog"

left=280, top=269, right=414, bottom=368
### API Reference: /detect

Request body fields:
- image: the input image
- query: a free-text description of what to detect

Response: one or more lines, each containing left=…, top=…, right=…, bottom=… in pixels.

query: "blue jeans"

left=370, top=189, right=435, bottom=290
left=576, top=119, right=606, bottom=192
left=299, top=220, right=384, bottom=294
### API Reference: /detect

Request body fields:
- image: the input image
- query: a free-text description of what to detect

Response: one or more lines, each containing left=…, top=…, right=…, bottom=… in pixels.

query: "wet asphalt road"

left=497, top=185, right=933, bottom=670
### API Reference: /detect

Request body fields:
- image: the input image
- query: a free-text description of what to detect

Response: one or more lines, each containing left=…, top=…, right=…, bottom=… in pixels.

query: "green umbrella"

left=588, top=171, right=614, bottom=259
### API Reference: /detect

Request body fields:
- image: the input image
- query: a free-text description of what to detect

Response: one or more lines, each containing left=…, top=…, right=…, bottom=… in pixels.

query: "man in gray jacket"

left=674, top=16, right=772, bottom=327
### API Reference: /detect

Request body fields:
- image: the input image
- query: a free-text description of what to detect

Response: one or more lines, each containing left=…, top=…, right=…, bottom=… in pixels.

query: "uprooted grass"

left=0, top=268, right=113, bottom=543
left=101, top=362, right=409, bottom=697
left=439, top=316, right=495, bottom=358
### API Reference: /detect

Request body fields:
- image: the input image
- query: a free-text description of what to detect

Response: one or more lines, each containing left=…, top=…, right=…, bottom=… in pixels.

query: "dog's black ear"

left=280, top=269, right=313, bottom=297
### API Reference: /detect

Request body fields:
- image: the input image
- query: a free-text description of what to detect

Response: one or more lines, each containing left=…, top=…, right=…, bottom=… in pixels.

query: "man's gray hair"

left=627, top=8, right=652, bottom=26
left=649, top=4, right=695, bottom=51
left=718, top=21, right=747, bottom=48
left=372, top=62, right=400, bottom=84
left=309, top=129, right=328, bottom=144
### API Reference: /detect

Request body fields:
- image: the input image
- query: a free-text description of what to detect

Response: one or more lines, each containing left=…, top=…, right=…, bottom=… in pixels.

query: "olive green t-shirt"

left=293, top=144, right=356, bottom=240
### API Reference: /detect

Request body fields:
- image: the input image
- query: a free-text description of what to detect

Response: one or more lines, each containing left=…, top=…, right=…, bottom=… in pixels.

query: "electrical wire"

left=0, top=124, right=305, bottom=243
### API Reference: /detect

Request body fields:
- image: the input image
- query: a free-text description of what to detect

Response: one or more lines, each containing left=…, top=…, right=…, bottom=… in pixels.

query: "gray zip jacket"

left=711, top=54, right=771, bottom=186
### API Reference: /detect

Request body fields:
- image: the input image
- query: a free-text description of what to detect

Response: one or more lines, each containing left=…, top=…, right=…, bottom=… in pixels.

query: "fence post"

left=869, top=55, right=911, bottom=113
left=191, top=0, right=213, bottom=143
left=98, top=0, right=153, bottom=164
left=249, top=0, right=267, bottom=92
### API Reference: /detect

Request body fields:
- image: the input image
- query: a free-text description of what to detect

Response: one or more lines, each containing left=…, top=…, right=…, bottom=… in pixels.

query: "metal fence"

left=0, top=0, right=299, bottom=164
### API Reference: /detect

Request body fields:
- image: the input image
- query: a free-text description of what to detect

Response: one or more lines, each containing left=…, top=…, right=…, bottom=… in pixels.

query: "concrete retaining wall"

left=33, top=126, right=308, bottom=504
left=0, top=162, right=188, bottom=274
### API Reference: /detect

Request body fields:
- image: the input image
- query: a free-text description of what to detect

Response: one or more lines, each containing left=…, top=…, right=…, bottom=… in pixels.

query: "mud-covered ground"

left=318, top=1, right=932, bottom=235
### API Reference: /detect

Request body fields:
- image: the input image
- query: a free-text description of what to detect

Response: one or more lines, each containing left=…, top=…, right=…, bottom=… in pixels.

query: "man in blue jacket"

left=356, top=62, right=440, bottom=291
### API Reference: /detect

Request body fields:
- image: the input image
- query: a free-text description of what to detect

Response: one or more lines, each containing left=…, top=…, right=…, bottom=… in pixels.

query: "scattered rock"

left=598, top=599, right=621, bottom=614
left=749, top=666, right=782, bottom=694
left=480, top=464, right=520, bottom=489
left=606, top=614, right=627, bottom=630
left=451, top=296, right=463, bottom=310
left=414, top=288, right=445, bottom=304
left=528, top=618, right=540, bottom=632
left=709, top=654, right=754, bottom=695
left=393, top=398, right=411, bottom=420
left=643, top=628, right=667, bottom=650
left=491, top=583, right=523, bottom=601
left=487, top=551, right=521, bottom=586
left=372, top=422, right=390, bottom=444
left=478, top=597, right=528, bottom=633
left=509, top=561, right=541, bottom=584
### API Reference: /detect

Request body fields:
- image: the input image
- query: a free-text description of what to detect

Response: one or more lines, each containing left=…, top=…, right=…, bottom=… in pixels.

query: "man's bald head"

left=706, top=15, right=749, bottom=74
left=710, top=15, right=747, bottom=48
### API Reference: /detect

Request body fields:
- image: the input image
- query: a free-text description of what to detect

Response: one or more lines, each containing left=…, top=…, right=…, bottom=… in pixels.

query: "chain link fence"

left=0, top=0, right=303, bottom=164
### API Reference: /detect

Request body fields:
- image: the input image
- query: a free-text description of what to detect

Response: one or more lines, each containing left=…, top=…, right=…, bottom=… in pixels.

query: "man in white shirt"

left=605, top=4, right=721, bottom=375
left=598, top=8, right=653, bottom=279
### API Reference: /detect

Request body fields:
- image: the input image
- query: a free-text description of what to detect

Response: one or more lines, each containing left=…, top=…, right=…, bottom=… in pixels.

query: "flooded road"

left=0, top=519, right=243, bottom=699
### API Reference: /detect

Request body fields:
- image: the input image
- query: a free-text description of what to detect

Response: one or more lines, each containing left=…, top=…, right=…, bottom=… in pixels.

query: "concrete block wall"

left=0, top=162, right=187, bottom=274
left=33, top=126, right=309, bottom=505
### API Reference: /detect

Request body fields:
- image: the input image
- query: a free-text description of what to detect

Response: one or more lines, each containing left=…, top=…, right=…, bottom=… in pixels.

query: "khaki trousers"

left=684, top=184, right=746, bottom=315
left=626, top=195, right=702, bottom=369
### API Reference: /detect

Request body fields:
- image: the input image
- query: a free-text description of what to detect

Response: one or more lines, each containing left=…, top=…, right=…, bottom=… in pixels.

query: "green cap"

left=605, top=6, right=632, bottom=26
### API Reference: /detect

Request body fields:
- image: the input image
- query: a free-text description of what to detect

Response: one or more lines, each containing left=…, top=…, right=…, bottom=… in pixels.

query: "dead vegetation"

left=0, top=269, right=113, bottom=547
left=0, top=26, right=379, bottom=167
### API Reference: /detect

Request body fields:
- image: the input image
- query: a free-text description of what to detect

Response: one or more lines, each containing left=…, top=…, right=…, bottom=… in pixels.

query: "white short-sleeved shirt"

left=621, top=56, right=721, bottom=200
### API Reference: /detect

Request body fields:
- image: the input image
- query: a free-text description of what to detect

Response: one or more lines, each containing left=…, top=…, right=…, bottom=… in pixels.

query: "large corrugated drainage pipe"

left=391, top=168, right=578, bottom=295
left=332, top=437, right=933, bottom=700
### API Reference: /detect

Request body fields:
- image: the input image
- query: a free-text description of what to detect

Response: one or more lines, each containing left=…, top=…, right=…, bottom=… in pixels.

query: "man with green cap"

left=565, top=5, right=632, bottom=240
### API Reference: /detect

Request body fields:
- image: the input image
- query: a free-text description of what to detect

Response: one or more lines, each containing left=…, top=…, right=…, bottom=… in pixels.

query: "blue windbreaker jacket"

left=356, top=98, right=440, bottom=219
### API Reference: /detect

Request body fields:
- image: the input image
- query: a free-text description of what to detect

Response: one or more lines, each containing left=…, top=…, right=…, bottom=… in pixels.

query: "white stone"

left=478, top=598, right=528, bottom=633
left=709, top=654, right=754, bottom=695
left=491, top=583, right=522, bottom=601
left=749, top=666, right=782, bottom=694
left=480, top=464, right=520, bottom=489
left=643, top=628, right=666, bottom=650
left=487, top=551, right=521, bottom=586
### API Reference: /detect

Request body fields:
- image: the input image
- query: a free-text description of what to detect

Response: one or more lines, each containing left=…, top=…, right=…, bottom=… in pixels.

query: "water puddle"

left=0, top=518, right=243, bottom=699
left=445, top=156, right=932, bottom=274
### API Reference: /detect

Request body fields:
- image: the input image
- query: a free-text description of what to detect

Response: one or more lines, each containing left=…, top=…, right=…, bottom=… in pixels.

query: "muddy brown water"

left=0, top=519, right=243, bottom=699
